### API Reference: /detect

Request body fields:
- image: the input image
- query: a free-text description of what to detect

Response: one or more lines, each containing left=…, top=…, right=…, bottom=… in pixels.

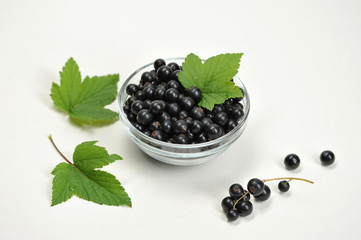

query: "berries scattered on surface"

left=320, top=150, right=335, bottom=166
left=123, top=58, right=245, bottom=144
left=284, top=154, right=301, bottom=170
left=222, top=177, right=313, bottom=222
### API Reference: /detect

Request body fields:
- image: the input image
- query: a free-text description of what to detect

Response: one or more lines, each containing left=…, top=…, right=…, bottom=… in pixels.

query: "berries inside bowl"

left=118, top=57, right=250, bottom=165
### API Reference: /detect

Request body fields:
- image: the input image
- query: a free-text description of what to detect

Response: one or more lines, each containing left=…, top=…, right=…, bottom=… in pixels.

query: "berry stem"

left=48, top=134, right=73, bottom=165
left=263, top=177, right=314, bottom=184
left=232, top=191, right=250, bottom=210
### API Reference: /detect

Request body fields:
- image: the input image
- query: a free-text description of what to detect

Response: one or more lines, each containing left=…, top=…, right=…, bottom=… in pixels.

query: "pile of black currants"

left=123, top=58, right=245, bottom=144
left=221, top=177, right=314, bottom=221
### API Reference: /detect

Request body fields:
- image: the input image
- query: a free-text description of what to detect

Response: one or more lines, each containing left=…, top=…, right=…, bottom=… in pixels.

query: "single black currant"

left=157, top=65, right=173, bottom=82
left=221, top=197, right=235, bottom=212
left=229, top=183, right=244, bottom=199
left=150, top=100, right=164, bottom=114
left=278, top=180, right=290, bottom=192
left=134, top=90, right=145, bottom=101
left=160, top=120, right=172, bottom=134
left=167, top=62, right=180, bottom=71
left=149, top=121, right=161, bottom=131
left=140, top=71, right=155, bottom=84
left=154, top=86, right=166, bottom=100
left=186, top=86, right=202, bottom=103
left=201, top=118, right=213, bottom=128
left=179, top=96, right=195, bottom=111
left=159, top=112, right=171, bottom=122
left=227, top=119, right=238, bottom=132
left=174, top=134, right=189, bottom=144
left=235, top=201, right=253, bottom=217
left=143, top=85, right=155, bottom=99
left=196, top=133, right=207, bottom=143
left=190, top=120, right=203, bottom=134
left=136, top=109, right=154, bottom=125
left=213, top=112, right=229, bottom=127
left=206, top=123, right=224, bottom=140
left=189, top=106, right=205, bottom=120
left=130, top=100, right=146, bottom=115
left=247, top=178, right=265, bottom=196
left=171, top=70, right=180, bottom=81
left=165, top=88, right=179, bottom=102
left=320, top=150, right=335, bottom=166
left=226, top=209, right=239, bottom=221
left=173, top=120, right=188, bottom=134
left=212, top=104, right=225, bottom=114
left=151, top=130, right=165, bottom=141
left=166, top=102, right=181, bottom=116
left=178, top=110, right=188, bottom=120
left=230, top=108, right=244, bottom=121
left=153, top=58, right=166, bottom=70
left=126, top=83, right=138, bottom=95
left=254, top=185, right=271, bottom=201
left=284, top=154, right=301, bottom=170
left=166, top=80, right=181, bottom=90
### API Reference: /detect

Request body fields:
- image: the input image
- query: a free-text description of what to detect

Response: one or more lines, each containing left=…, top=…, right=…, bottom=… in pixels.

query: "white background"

left=1, top=0, right=361, bottom=239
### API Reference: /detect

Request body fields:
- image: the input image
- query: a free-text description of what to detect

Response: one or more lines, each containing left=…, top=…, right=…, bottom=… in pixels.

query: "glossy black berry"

left=186, top=86, right=202, bottom=103
left=189, top=106, right=205, bottom=120
left=167, top=62, right=180, bottom=71
left=184, top=116, right=193, bottom=125
left=196, top=133, right=207, bottom=143
left=247, top=178, right=265, bottom=196
left=179, top=96, right=195, bottom=111
left=150, top=100, right=164, bottom=114
left=126, top=96, right=136, bottom=106
left=213, top=112, right=229, bottom=127
left=126, top=112, right=136, bottom=122
left=126, top=84, right=138, bottom=95
left=153, top=58, right=166, bottom=70
left=284, top=154, right=301, bottom=170
left=154, top=86, right=166, bottom=100
left=206, top=123, right=224, bottom=140
left=151, top=130, right=165, bottom=141
left=157, top=65, right=173, bottom=82
left=278, top=180, right=290, bottom=192
left=159, top=112, right=171, bottom=122
left=134, top=90, right=145, bottom=101
left=235, top=201, right=253, bottom=217
left=212, top=104, right=225, bottom=114
left=171, top=70, right=180, bottom=81
left=141, top=71, right=155, bottom=84
left=254, top=185, right=271, bottom=201
left=320, top=150, right=335, bottom=166
left=173, top=120, right=188, bottom=134
left=143, top=129, right=151, bottom=136
left=178, top=110, right=188, bottom=120
left=190, top=120, right=203, bottom=134
left=160, top=120, right=172, bottom=134
left=133, top=122, right=146, bottom=132
left=230, top=108, right=244, bottom=121
left=201, top=118, right=213, bottom=128
left=142, top=85, right=155, bottom=99
left=166, top=80, right=181, bottom=90
left=221, top=197, right=235, bottom=212
left=149, top=121, right=161, bottom=131
left=131, top=100, right=146, bottom=115
left=226, top=209, right=239, bottom=221
left=136, top=109, right=154, bottom=125
left=229, top=183, right=244, bottom=199
left=123, top=104, right=130, bottom=113
left=174, top=134, right=189, bottom=144
left=165, top=88, right=179, bottom=102
left=166, top=102, right=180, bottom=116
left=143, top=99, right=152, bottom=109
left=227, top=119, right=238, bottom=132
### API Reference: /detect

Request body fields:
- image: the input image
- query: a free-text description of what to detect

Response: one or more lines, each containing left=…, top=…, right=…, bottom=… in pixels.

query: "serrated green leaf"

left=50, top=58, right=119, bottom=124
left=50, top=139, right=131, bottom=207
left=178, top=53, right=244, bottom=111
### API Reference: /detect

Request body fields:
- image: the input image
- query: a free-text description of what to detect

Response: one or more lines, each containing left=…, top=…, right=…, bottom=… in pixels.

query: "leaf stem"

left=263, top=177, right=314, bottom=184
left=48, top=134, right=73, bottom=165
left=232, top=191, right=250, bottom=210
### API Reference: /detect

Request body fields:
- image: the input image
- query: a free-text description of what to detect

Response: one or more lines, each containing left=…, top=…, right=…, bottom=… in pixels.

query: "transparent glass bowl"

left=117, top=58, right=250, bottom=166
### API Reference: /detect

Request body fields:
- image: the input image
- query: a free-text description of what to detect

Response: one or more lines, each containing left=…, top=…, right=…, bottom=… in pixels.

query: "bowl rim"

left=117, top=57, right=250, bottom=149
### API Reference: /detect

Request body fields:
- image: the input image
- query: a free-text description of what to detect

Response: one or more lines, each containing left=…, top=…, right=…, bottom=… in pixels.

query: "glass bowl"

left=117, top=57, right=250, bottom=166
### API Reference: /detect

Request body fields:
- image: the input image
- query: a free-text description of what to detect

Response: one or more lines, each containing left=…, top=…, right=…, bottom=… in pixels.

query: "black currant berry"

left=247, top=178, right=265, bottom=196
left=167, top=62, right=180, bottom=71
left=206, top=123, right=224, bottom=140
left=201, top=118, right=213, bottom=128
left=157, top=65, right=173, bottom=82
left=151, top=130, right=165, bottom=141
left=284, top=154, right=301, bottom=170
left=165, top=88, right=179, bottom=102
left=131, top=100, right=146, bottom=115
left=221, top=197, right=235, bottom=212
left=166, top=80, right=181, bottom=90
left=143, top=85, right=155, bottom=99
left=320, top=150, right=335, bottom=166
left=212, top=104, right=225, bottom=114
left=254, top=185, right=271, bottom=201
left=229, top=183, right=244, bottom=199
left=126, top=83, right=138, bottom=95
left=159, top=112, right=171, bottom=122
left=153, top=59, right=166, bottom=70
left=235, top=201, right=253, bottom=217
left=178, top=110, right=188, bottom=120
left=154, top=86, right=166, bottom=100
left=140, top=71, right=155, bottom=84
left=126, top=96, right=137, bottom=107
left=173, top=120, right=188, bottom=134
left=186, top=86, right=202, bottom=103
left=166, top=102, right=180, bottom=116
left=149, top=121, right=161, bottom=131
left=190, top=120, right=203, bottom=134
left=136, top=109, right=154, bottom=125
left=160, top=120, right=172, bottom=134
left=226, top=209, right=239, bottom=221
left=171, top=70, right=180, bottom=81
left=189, top=106, right=205, bottom=120
left=230, top=108, right=244, bottom=121
left=196, top=133, right=207, bottom=143
left=174, top=134, right=189, bottom=144
left=278, top=180, right=290, bottom=192
left=179, top=96, right=195, bottom=111
left=227, top=119, right=238, bottom=132
left=213, top=112, right=229, bottom=127
left=150, top=100, right=164, bottom=114
left=134, top=90, right=145, bottom=101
